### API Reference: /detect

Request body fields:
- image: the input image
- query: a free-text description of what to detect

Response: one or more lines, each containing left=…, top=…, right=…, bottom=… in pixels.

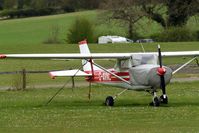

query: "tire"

left=160, top=95, right=168, bottom=104
left=153, top=97, right=160, bottom=107
left=105, top=96, right=114, bottom=106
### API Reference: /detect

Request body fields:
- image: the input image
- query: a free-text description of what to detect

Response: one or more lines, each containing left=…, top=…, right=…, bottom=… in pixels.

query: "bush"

left=0, top=9, right=18, bottom=18
left=67, top=17, right=96, bottom=44
left=43, top=24, right=61, bottom=44
left=156, top=27, right=197, bottom=42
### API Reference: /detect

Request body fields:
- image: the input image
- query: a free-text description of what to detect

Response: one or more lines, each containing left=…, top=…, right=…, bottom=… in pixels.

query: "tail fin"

left=79, top=40, right=100, bottom=72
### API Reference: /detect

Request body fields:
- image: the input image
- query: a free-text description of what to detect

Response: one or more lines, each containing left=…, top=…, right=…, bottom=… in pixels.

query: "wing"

left=0, top=53, right=132, bottom=59
left=1, top=51, right=199, bottom=59
left=162, top=51, right=199, bottom=57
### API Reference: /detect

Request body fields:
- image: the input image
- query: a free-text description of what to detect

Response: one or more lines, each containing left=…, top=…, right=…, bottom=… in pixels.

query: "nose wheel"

left=159, top=95, right=168, bottom=104
left=150, top=96, right=160, bottom=107
left=149, top=91, right=168, bottom=107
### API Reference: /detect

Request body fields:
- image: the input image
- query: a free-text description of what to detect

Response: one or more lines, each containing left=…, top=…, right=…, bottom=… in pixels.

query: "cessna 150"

left=0, top=40, right=199, bottom=107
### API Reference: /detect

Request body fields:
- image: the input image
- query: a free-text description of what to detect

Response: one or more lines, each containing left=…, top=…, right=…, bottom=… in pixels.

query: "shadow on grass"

left=2, top=98, right=199, bottom=110
left=169, top=101, right=199, bottom=107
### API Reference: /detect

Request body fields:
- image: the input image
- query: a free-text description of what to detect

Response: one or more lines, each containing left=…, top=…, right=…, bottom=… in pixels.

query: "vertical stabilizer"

left=79, top=40, right=100, bottom=72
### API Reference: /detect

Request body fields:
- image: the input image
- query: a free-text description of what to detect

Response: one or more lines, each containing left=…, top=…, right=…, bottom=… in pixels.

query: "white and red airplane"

left=1, top=40, right=199, bottom=107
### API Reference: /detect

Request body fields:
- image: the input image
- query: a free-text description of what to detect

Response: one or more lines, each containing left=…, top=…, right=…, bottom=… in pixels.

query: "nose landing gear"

left=159, top=95, right=168, bottom=104
left=149, top=89, right=168, bottom=107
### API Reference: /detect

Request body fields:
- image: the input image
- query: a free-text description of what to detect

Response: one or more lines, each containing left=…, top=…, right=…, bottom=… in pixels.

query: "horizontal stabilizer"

left=49, top=69, right=92, bottom=79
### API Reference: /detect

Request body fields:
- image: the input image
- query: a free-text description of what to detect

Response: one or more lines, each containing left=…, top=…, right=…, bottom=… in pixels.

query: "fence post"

left=22, top=69, right=26, bottom=90
left=72, top=76, right=75, bottom=89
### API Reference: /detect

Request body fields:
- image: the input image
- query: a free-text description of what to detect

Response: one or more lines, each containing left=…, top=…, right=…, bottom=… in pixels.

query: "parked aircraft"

left=1, top=40, right=199, bottom=107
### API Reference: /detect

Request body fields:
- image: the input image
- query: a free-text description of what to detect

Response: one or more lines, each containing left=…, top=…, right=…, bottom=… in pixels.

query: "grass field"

left=0, top=10, right=198, bottom=46
left=1, top=82, right=199, bottom=133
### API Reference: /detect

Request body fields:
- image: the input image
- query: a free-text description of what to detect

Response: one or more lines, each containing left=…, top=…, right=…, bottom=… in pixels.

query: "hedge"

left=0, top=7, right=74, bottom=19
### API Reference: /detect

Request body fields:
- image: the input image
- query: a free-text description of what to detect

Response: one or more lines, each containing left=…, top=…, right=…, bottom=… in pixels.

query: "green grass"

left=0, top=11, right=97, bottom=45
left=0, top=10, right=127, bottom=46
left=1, top=82, right=199, bottom=133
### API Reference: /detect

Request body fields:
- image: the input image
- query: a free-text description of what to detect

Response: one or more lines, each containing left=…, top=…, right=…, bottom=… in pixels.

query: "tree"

left=141, top=0, right=199, bottom=27
left=17, top=0, right=24, bottom=9
left=30, top=0, right=47, bottom=9
left=3, top=0, right=17, bottom=9
left=0, top=0, right=4, bottom=10
left=167, top=0, right=199, bottom=27
left=101, top=0, right=145, bottom=39
left=141, top=0, right=167, bottom=28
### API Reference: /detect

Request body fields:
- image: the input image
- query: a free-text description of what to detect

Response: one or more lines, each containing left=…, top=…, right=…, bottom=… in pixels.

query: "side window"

left=131, top=55, right=142, bottom=66
left=120, top=60, right=130, bottom=69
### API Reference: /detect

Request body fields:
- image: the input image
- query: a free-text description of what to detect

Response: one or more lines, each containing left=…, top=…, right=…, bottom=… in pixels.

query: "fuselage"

left=84, top=64, right=173, bottom=91
left=85, top=69, right=151, bottom=90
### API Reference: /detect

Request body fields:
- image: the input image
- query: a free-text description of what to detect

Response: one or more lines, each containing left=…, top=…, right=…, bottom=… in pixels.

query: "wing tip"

left=49, top=72, right=55, bottom=79
left=0, top=54, right=6, bottom=59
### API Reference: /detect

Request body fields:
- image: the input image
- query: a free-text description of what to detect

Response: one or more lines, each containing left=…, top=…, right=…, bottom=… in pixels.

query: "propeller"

left=157, top=45, right=167, bottom=99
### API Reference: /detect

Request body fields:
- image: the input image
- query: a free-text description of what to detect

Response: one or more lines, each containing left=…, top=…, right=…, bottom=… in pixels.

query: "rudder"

left=78, top=40, right=100, bottom=72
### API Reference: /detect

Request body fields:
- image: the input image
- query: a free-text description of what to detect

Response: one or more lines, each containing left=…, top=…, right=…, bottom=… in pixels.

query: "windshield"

left=131, top=54, right=158, bottom=66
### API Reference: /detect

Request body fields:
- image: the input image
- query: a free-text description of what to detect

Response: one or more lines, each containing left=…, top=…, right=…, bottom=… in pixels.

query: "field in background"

left=0, top=10, right=198, bottom=46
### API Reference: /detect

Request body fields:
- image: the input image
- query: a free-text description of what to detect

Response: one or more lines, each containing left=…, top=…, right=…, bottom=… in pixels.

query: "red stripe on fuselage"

left=84, top=70, right=130, bottom=82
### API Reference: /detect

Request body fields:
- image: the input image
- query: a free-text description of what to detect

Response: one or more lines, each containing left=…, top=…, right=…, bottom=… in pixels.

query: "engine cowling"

left=129, top=64, right=172, bottom=88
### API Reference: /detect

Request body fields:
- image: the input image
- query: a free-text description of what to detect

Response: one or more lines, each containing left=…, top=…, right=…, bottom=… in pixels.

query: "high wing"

left=1, top=51, right=199, bottom=59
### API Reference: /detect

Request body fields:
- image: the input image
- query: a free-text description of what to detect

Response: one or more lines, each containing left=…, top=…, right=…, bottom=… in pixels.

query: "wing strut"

left=172, top=57, right=197, bottom=75
left=45, top=62, right=89, bottom=105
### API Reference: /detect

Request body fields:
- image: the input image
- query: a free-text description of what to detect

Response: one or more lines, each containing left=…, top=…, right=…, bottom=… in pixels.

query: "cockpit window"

left=114, top=54, right=158, bottom=71
left=131, top=54, right=158, bottom=66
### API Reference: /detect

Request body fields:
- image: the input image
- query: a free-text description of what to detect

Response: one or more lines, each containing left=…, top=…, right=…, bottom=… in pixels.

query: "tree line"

left=0, top=0, right=104, bottom=18
left=0, top=0, right=103, bottom=10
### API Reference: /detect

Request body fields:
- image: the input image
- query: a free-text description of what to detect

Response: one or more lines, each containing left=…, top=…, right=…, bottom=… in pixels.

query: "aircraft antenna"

left=140, top=43, right=146, bottom=52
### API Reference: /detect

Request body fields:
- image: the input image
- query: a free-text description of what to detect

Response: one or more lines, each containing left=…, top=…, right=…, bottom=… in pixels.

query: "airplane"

left=0, top=40, right=199, bottom=107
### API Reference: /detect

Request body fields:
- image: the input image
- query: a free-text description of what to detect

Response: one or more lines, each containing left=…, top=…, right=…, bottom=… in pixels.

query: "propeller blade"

left=158, top=45, right=162, bottom=68
left=160, top=75, right=166, bottom=95
left=157, top=45, right=166, bottom=95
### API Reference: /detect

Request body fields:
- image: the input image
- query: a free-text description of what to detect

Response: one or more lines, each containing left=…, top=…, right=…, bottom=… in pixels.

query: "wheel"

left=159, top=95, right=168, bottom=104
left=105, top=96, right=114, bottom=106
left=152, top=97, right=160, bottom=107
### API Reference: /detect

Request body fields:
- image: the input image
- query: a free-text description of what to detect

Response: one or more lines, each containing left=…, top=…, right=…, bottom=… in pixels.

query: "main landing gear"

left=105, top=88, right=128, bottom=107
left=104, top=92, right=168, bottom=107
left=105, top=96, right=114, bottom=106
